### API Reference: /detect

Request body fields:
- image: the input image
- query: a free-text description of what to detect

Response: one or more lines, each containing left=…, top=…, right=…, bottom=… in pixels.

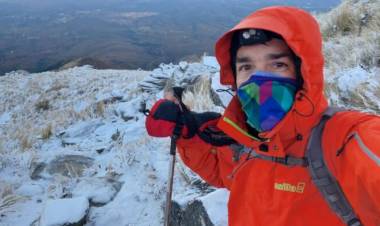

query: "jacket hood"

left=216, top=6, right=328, bottom=156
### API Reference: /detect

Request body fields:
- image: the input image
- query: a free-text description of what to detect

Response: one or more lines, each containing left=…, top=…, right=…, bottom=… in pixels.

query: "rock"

left=179, top=61, right=189, bottom=71
left=40, top=197, right=89, bottom=226
left=61, top=121, right=117, bottom=153
left=114, top=100, right=140, bottom=122
left=72, top=177, right=123, bottom=207
left=169, top=200, right=214, bottom=226
left=47, top=155, right=94, bottom=178
left=170, top=189, right=229, bottom=226
left=181, top=200, right=214, bottom=226
left=61, top=121, right=104, bottom=146
left=138, top=61, right=216, bottom=94
left=168, top=201, right=183, bottom=226
left=30, top=162, right=47, bottom=180
left=199, top=189, right=229, bottom=226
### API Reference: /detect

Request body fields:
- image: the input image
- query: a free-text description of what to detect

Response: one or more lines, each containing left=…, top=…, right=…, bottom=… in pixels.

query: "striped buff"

left=237, top=71, right=298, bottom=132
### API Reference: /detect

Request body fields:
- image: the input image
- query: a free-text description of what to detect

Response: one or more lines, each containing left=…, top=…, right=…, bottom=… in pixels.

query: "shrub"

left=95, top=101, right=105, bottom=117
left=20, top=135, right=32, bottom=151
left=335, top=5, right=357, bottom=35
left=41, top=124, right=53, bottom=140
left=35, top=99, right=50, bottom=111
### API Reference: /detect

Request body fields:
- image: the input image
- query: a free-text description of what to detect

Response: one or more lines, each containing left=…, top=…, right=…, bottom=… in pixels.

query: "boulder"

left=170, top=189, right=229, bottom=226
left=169, top=200, right=214, bottom=226
left=61, top=121, right=104, bottom=146
left=47, top=155, right=94, bottom=178
left=30, top=155, right=94, bottom=180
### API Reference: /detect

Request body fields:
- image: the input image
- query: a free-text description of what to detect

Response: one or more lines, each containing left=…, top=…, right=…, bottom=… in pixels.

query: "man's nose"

left=252, top=62, right=267, bottom=73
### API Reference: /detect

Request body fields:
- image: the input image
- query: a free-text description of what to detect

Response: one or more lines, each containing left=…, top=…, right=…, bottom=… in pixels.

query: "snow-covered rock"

left=202, top=56, right=220, bottom=70
left=30, top=155, right=95, bottom=179
left=169, top=189, right=229, bottom=226
left=61, top=120, right=105, bottom=146
left=138, top=61, right=218, bottom=94
left=200, top=189, right=229, bottom=226
left=72, top=177, right=122, bottom=206
left=325, top=67, right=380, bottom=113
left=40, top=197, right=89, bottom=226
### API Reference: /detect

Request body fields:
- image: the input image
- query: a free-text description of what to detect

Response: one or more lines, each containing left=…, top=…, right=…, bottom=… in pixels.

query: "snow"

left=201, top=189, right=229, bottom=226
left=40, top=197, right=89, bottom=226
left=71, top=178, right=119, bottom=205
left=0, top=112, right=11, bottom=125
left=325, top=67, right=380, bottom=112
left=202, top=56, right=220, bottom=70
left=0, top=62, right=229, bottom=226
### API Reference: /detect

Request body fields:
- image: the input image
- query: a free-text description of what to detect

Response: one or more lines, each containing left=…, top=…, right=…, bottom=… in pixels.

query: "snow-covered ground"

left=0, top=59, right=231, bottom=226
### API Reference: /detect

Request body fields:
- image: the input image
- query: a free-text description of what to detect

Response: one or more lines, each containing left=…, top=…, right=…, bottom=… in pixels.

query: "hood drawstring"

left=294, top=91, right=315, bottom=117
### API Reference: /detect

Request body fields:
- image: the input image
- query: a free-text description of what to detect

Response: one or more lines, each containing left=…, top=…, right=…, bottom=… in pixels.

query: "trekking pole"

left=164, top=87, right=184, bottom=226
left=164, top=123, right=182, bottom=226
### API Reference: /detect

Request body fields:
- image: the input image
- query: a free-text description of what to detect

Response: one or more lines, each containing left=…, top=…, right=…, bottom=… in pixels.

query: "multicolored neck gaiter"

left=237, top=71, right=298, bottom=132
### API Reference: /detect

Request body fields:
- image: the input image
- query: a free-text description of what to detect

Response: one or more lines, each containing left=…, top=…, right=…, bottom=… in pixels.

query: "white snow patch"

left=0, top=112, right=11, bottom=125
left=40, top=197, right=89, bottom=226
left=72, top=178, right=118, bottom=204
left=202, top=56, right=220, bottom=69
left=200, top=189, right=229, bottom=226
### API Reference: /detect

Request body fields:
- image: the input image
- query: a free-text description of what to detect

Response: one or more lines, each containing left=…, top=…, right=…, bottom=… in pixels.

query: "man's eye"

left=272, top=62, right=288, bottom=69
left=238, top=64, right=252, bottom=72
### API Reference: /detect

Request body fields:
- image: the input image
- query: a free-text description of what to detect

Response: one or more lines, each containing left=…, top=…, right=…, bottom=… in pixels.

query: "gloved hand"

left=145, top=99, right=235, bottom=146
left=145, top=99, right=186, bottom=137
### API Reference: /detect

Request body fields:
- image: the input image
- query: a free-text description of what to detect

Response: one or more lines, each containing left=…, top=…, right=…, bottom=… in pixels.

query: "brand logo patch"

left=274, top=182, right=306, bottom=194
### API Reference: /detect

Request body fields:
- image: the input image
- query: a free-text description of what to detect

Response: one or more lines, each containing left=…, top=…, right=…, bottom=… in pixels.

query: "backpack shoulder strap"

left=306, top=107, right=362, bottom=226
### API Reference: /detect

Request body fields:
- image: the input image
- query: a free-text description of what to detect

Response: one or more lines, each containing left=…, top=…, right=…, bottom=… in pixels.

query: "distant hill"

left=0, top=0, right=341, bottom=75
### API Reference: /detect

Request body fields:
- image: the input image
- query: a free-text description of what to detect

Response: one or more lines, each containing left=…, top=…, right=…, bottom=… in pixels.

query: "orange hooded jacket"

left=176, top=6, right=380, bottom=226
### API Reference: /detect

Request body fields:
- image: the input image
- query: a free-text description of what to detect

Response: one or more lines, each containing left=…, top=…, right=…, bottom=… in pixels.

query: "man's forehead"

left=236, top=51, right=292, bottom=63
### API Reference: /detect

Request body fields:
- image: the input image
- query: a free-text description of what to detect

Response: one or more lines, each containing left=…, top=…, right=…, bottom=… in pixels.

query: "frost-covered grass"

left=317, top=0, right=380, bottom=72
left=0, top=62, right=224, bottom=226
left=0, top=66, right=149, bottom=154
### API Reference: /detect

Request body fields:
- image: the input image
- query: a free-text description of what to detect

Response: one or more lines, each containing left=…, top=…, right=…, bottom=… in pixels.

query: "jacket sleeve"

left=176, top=134, right=236, bottom=189
left=325, top=115, right=380, bottom=224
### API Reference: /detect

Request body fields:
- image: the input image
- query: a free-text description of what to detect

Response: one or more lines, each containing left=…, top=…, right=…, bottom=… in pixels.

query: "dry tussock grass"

left=95, top=101, right=106, bottom=117
left=35, top=99, right=50, bottom=111
left=20, top=135, right=32, bottom=151
left=334, top=4, right=357, bottom=35
left=318, top=0, right=380, bottom=72
left=1, top=67, right=150, bottom=154
left=41, top=123, right=53, bottom=140
left=182, top=76, right=216, bottom=112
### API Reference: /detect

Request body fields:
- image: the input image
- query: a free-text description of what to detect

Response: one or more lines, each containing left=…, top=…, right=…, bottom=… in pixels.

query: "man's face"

left=235, top=38, right=296, bottom=88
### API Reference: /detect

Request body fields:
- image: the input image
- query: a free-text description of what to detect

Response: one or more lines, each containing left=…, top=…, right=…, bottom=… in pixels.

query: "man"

left=146, top=6, right=380, bottom=226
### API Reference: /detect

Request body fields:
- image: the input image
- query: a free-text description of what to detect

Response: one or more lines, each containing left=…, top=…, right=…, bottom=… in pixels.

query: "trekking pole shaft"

left=164, top=137, right=177, bottom=226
